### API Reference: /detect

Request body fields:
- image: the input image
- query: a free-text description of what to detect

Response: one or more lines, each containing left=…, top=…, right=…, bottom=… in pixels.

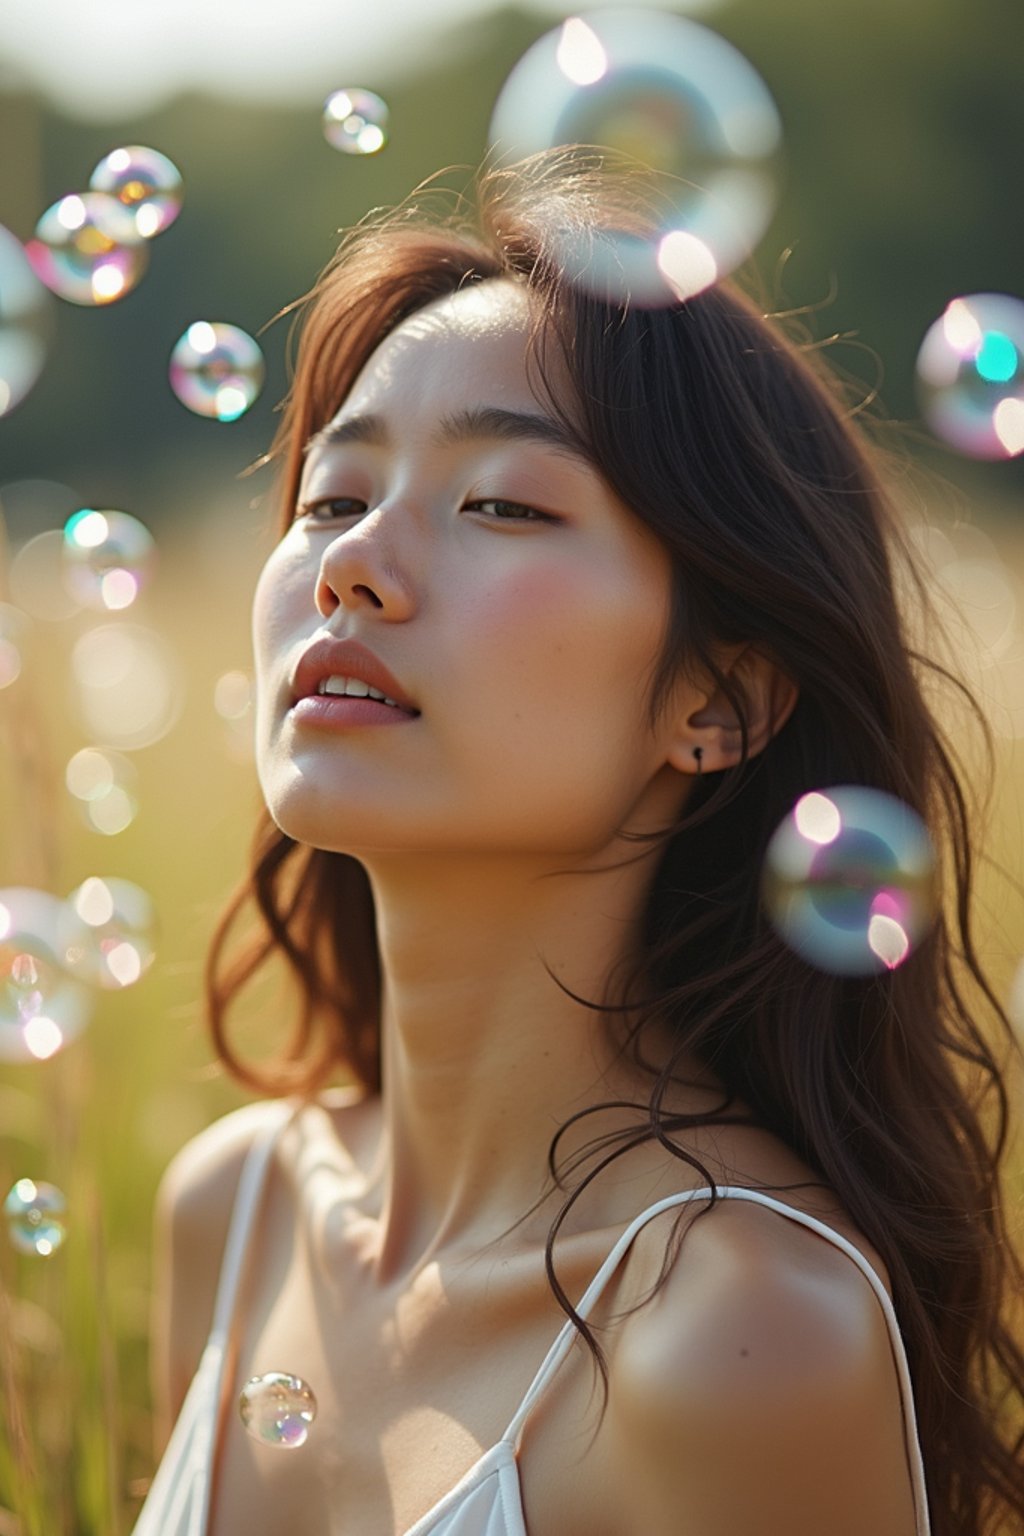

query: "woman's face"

left=253, top=278, right=694, bottom=858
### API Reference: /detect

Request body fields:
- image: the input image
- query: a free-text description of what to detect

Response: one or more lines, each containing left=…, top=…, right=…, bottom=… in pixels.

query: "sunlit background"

left=1, top=0, right=1023, bottom=1529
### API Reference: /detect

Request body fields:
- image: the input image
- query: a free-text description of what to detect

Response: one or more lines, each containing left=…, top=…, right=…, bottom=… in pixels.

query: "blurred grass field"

left=0, top=478, right=1023, bottom=1534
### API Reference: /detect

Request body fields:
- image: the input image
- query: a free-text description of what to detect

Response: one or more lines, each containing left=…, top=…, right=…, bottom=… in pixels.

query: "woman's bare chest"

left=208, top=1176, right=637, bottom=1536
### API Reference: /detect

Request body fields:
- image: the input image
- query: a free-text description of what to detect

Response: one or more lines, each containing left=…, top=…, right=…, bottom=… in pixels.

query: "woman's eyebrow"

left=302, top=406, right=590, bottom=462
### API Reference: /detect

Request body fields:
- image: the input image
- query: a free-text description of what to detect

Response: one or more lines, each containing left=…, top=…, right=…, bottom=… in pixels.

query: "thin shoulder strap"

left=501, top=1186, right=931, bottom=1536
left=207, top=1099, right=302, bottom=1348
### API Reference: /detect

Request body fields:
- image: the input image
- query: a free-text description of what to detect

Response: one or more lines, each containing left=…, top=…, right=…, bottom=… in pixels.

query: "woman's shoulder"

left=150, top=1089, right=365, bottom=1445
left=605, top=1171, right=918, bottom=1535
left=157, top=1085, right=370, bottom=1225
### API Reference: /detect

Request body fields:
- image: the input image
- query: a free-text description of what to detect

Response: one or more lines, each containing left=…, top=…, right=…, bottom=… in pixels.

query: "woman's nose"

left=313, top=516, right=416, bottom=621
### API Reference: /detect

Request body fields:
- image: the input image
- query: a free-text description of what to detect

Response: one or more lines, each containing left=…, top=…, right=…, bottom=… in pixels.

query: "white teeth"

left=317, top=674, right=401, bottom=706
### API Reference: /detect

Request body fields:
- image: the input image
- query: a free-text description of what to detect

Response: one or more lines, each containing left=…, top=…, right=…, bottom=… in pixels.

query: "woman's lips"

left=289, top=695, right=418, bottom=727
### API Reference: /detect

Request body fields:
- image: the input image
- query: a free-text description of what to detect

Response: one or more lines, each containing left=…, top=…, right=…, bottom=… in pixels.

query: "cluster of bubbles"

left=322, top=89, right=389, bottom=155
left=487, top=10, right=782, bottom=305
left=0, top=879, right=156, bottom=1064
left=26, top=146, right=182, bottom=308
left=915, top=292, right=1024, bottom=461
left=761, top=786, right=938, bottom=976
left=0, top=140, right=265, bottom=423
left=66, top=748, right=139, bottom=836
left=239, top=1372, right=318, bottom=1448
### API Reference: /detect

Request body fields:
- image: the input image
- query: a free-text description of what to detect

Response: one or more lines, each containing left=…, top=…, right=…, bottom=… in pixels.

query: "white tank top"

left=130, top=1100, right=933, bottom=1536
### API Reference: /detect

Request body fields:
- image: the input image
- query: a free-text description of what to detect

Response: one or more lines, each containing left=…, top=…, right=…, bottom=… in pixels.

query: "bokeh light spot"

left=322, top=89, right=389, bottom=155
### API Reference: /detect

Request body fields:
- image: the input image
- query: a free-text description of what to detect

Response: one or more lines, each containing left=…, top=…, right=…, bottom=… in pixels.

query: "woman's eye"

left=296, top=497, right=368, bottom=522
left=464, top=499, right=548, bottom=522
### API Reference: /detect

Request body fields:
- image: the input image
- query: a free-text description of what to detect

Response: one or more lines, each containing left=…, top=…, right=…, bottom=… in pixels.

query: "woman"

left=133, top=156, right=1024, bottom=1536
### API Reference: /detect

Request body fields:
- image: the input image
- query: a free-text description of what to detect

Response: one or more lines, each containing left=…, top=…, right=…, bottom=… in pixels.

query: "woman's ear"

left=667, top=645, right=799, bottom=775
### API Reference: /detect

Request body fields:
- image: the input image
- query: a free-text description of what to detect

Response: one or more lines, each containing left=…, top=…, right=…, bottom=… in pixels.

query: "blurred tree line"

left=1, top=0, right=1022, bottom=544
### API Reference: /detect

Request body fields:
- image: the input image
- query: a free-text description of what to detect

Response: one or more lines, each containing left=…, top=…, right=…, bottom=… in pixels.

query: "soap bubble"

left=169, top=322, right=265, bottom=421
left=322, top=89, right=388, bottom=154
left=71, top=622, right=184, bottom=748
left=58, top=876, right=156, bottom=989
left=761, top=786, right=938, bottom=976
left=65, top=747, right=139, bottom=835
left=4, top=1179, right=67, bottom=1256
left=89, top=145, right=183, bottom=239
left=27, top=192, right=148, bottom=307
left=916, top=293, right=1024, bottom=459
left=0, top=888, right=92, bottom=1062
left=62, top=508, right=156, bottom=611
left=488, top=9, right=782, bottom=304
left=0, top=224, right=54, bottom=417
left=239, top=1372, right=317, bottom=1448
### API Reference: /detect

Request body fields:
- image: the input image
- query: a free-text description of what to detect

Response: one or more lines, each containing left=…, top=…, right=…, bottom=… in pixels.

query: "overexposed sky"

left=0, top=0, right=720, bottom=121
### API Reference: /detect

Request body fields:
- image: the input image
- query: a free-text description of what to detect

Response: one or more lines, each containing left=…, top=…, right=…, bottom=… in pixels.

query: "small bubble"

left=761, top=786, right=938, bottom=976
left=62, top=508, right=156, bottom=612
left=89, top=145, right=183, bottom=239
left=916, top=293, right=1024, bottom=460
left=169, top=322, right=265, bottom=421
left=239, top=1372, right=317, bottom=1448
left=26, top=192, right=148, bottom=307
left=4, top=1179, right=67, bottom=1256
left=322, top=89, right=388, bottom=155
left=58, top=876, right=156, bottom=990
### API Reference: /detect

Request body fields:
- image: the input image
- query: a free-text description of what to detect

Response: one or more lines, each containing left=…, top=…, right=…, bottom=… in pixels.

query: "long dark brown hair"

left=206, top=155, right=1024, bottom=1535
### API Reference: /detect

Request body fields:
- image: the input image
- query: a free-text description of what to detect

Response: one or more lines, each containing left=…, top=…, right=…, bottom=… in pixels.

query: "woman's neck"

left=353, top=848, right=719, bottom=1284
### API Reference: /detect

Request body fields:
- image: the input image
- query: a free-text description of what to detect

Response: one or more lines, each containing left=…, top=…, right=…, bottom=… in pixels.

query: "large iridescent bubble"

left=761, top=787, right=938, bottom=976
left=89, top=145, right=183, bottom=239
left=239, top=1373, right=317, bottom=1448
left=0, top=224, right=54, bottom=417
left=488, top=9, right=782, bottom=304
left=0, top=888, right=92, bottom=1062
left=27, top=192, right=148, bottom=307
left=322, top=89, right=388, bottom=155
left=916, top=293, right=1024, bottom=460
left=169, top=322, right=265, bottom=421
